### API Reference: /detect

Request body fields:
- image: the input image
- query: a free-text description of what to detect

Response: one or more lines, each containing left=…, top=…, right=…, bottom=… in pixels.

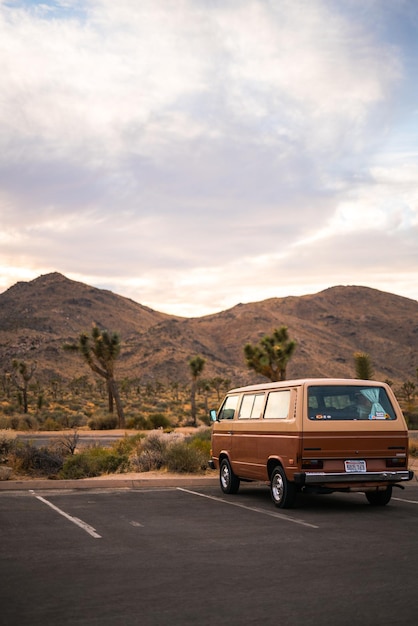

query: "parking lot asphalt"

left=1, top=479, right=418, bottom=626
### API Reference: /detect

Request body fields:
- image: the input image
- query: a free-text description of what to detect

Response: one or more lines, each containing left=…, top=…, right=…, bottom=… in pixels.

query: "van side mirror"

left=210, top=409, right=217, bottom=422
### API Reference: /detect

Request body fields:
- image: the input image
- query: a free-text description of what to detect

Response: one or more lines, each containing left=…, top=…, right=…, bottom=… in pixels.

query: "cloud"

left=0, top=0, right=417, bottom=314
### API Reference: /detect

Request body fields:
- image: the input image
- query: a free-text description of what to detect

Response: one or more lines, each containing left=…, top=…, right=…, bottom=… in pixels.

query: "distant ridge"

left=0, top=273, right=417, bottom=385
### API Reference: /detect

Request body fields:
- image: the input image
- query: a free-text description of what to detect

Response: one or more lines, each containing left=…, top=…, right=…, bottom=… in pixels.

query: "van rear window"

left=307, top=385, right=397, bottom=421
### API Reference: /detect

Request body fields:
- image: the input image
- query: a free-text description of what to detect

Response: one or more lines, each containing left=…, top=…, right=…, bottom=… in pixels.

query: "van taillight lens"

left=386, top=458, right=406, bottom=468
left=302, top=459, right=323, bottom=470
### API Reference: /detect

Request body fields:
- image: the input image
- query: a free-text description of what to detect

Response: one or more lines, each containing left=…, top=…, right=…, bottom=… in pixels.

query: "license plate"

left=345, top=460, right=366, bottom=473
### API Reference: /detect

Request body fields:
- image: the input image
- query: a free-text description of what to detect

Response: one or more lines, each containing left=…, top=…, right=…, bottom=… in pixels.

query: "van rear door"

left=302, top=383, right=409, bottom=479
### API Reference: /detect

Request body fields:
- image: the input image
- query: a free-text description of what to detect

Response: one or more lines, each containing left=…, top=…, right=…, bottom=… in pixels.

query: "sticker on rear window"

left=369, top=412, right=391, bottom=420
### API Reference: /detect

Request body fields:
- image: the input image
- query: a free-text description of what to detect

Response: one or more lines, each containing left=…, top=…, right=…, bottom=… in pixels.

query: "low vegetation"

left=0, top=373, right=230, bottom=432
left=0, top=427, right=212, bottom=480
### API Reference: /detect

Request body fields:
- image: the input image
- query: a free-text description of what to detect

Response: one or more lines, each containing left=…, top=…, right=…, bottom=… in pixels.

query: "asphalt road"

left=17, top=429, right=418, bottom=449
left=1, top=482, right=417, bottom=626
left=15, top=431, right=127, bottom=448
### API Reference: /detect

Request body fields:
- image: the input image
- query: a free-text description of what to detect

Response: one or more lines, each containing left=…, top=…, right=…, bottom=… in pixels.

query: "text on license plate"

left=345, top=460, right=366, bottom=473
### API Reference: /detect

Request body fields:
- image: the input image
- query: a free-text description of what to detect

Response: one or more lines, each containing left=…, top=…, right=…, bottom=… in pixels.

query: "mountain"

left=0, top=272, right=417, bottom=386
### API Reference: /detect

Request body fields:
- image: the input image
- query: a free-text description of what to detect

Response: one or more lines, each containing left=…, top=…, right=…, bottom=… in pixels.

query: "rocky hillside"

left=0, top=272, right=417, bottom=386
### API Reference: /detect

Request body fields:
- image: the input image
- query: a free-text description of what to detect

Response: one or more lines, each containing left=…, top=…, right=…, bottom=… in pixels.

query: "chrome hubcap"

left=221, top=464, right=229, bottom=489
left=272, top=472, right=284, bottom=503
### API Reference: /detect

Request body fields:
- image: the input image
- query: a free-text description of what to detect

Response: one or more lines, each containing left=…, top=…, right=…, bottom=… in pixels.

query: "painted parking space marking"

left=177, top=487, right=319, bottom=529
left=30, top=490, right=101, bottom=538
left=392, top=497, right=418, bottom=504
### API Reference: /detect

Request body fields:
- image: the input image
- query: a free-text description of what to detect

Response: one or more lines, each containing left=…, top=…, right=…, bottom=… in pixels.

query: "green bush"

left=111, top=433, right=144, bottom=455
left=87, top=414, right=118, bottom=430
left=60, top=447, right=128, bottom=479
left=189, top=437, right=211, bottom=457
left=41, top=417, right=62, bottom=431
left=125, top=414, right=150, bottom=430
left=11, top=415, right=39, bottom=431
left=166, top=441, right=207, bottom=473
left=186, top=427, right=211, bottom=457
left=148, top=413, right=171, bottom=429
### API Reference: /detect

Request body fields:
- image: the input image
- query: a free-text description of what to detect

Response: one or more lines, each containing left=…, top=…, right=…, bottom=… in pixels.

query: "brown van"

left=209, top=378, right=414, bottom=508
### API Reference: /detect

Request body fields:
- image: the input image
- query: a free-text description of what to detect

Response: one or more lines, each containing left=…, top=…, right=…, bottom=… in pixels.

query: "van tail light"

left=302, top=459, right=323, bottom=470
left=386, top=457, right=406, bottom=468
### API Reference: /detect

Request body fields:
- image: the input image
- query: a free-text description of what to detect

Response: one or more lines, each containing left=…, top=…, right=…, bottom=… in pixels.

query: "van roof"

left=228, top=378, right=388, bottom=394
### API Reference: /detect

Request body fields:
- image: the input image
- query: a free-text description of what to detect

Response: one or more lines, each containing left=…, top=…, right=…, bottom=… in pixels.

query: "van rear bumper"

left=294, top=470, right=414, bottom=486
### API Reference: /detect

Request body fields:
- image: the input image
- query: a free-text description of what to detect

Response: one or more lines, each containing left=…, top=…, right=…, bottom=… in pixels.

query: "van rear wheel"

left=220, top=458, right=240, bottom=494
left=365, top=486, right=392, bottom=506
left=270, top=466, right=296, bottom=509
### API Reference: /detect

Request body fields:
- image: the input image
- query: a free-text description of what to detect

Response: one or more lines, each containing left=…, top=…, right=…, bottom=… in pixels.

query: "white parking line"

left=30, top=490, right=101, bottom=539
left=393, top=497, right=418, bottom=504
left=177, top=487, right=319, bottom=529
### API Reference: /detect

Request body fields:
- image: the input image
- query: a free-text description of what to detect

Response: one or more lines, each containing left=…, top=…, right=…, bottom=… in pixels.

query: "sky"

left=1, top=0, right=418, bottom=317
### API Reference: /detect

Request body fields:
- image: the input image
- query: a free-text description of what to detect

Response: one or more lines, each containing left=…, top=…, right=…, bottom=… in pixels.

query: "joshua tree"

left=354, top=352, right=374, bottom=380
left=64, top=325, right=125, bottom=427
left=11, top=360, right=37, bottom=413
left=189, top=355, right=206, bottom=426
left=244, top=326, right=297, bottom=382
left=210, top=376, right=231, bottom=401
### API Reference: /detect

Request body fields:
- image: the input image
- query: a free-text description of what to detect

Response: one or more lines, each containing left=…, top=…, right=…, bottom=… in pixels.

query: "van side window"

left=264, top=390, right=291, bottom=419
left=239, top=393, right=265, bottom=419
left=218, top=395, right=239, bottom=420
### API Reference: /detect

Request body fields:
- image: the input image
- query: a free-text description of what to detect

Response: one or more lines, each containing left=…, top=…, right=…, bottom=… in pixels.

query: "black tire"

left=270, top=466, right=296, bottom=509
left=365, top=486, right=392, bottom=506
left=219, top=458, right=240, bottom=494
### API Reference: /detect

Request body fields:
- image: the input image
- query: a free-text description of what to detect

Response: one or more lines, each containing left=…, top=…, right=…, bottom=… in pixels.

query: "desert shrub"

left=131, top=430, right=178, bottom=472
left=189, top=437, right=211, bottom=457
left=1, top=414, right=38, bottom=431
left=60, top=447, right=128, bottom=479
left=410, top=440, right=418, bottom=457
left=148, top=413, right=171, bottom=429
left=43, top=410, right=85, bottom=429
left=16, top=415, right=39, bottom=431
left=10, top=416, right=19, bottom=429
left=0, top=416, right=11, bottom=429
left=185, top=427, right=211, bottom=457
left=133, top=431, right=169, bottom=471
left=165, top=441, right=207, bottom=473
left=41, top=417, right=62, bottom=431
left=125, top=414, right=150, bottom=430
left=87, top=414, right=118, bottom=430
left=111, top=433, right=144, bottom=455
left=143, top=431, right=171, bottom=454
left=404, top=410, right=418, bottom=430
left=133, top=447, right=165, bottom=472
left=0, top=430, right=17, bottom=460
left=13, top=443, right=64, bottom=477
left=0, top=402, right=15, bottom=416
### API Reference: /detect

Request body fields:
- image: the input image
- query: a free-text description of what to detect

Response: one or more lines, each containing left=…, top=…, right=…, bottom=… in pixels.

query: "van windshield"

left=307, top=385, right=397, bottom=421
